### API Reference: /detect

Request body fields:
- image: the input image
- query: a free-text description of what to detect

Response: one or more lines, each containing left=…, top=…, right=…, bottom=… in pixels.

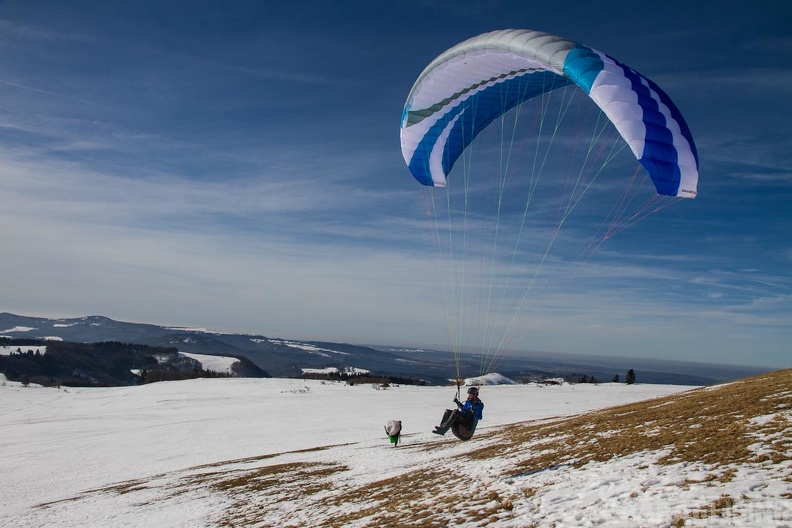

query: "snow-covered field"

left=1, top=373, right=789, bottom=527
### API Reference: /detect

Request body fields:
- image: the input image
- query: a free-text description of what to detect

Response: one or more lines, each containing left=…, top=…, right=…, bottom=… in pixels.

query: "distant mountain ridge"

left=0, top=312, right=453, bottom=383
left=0, top=312, right=768, bottom=385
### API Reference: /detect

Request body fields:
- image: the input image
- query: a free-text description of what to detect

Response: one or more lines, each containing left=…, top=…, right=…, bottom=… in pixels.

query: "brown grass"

left=467, top=368, right=792, bottom=472
left=198, top=462, right=347, bottom=527
left=688, top=494, right=736, bottom=519
left=316, top=369, right=792, bottom=526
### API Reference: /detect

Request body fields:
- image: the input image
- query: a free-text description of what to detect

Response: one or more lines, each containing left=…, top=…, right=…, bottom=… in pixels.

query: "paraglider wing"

left=400, top=29, right=698, bottom=198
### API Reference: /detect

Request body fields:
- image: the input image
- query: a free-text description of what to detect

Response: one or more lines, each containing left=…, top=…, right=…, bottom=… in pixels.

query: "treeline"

left=0, top=338, right=259, bottom=387
left=139, top=368, right=232, bottom=384
left=568, top=369, right=637, bottom=385
left=299, top=370, right=429, bottom=387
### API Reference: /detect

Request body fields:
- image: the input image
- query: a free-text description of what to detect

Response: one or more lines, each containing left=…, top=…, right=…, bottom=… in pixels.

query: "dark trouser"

left=434, top=408, right=460, bottom=434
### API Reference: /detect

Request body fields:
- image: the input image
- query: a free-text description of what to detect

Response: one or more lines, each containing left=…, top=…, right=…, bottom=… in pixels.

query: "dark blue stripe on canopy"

left=610, top=56, right=690, bottom=196
left=408, top=70, right=572, bottom=186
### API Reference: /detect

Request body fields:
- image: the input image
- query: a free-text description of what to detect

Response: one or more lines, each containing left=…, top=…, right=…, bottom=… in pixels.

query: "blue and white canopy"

left=400, top=29, right=699, bottom=198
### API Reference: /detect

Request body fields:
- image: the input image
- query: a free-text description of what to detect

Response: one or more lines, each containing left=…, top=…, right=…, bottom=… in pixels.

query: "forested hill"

left=0, top=338, right=269, bottom=387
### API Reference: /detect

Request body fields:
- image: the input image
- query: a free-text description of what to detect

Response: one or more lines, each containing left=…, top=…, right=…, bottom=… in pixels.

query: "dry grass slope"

left=470, top=368, right=791, bottom=470
left=236, top=368, right=789, bottom=527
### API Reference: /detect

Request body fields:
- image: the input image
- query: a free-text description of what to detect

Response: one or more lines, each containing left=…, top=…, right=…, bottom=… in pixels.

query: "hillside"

left=4, top=370, right=789, bottom=527
left=0, top=338, right=269, bottom=386
left=0, top=312, right=769, bottom=385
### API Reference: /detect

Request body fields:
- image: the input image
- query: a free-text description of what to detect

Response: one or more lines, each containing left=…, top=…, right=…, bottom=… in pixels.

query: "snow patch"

left=271, top=340, right=351, bottom=356
left=1, top=326, right=36, bottom=333
left=179, top=352, right=239, bottom=374
left=465, top=372, right=519, bottom=386
left=0, top=345, right=47, bottom=356
left=0, top=372, right=43, bottom=387
left=301, top=366, right=371, bottom=375
left=165, top=326, right=233, bottom=335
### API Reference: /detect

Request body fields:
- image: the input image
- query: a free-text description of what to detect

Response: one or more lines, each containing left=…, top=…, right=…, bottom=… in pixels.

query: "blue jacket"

left=459, top=397, right=484, bottom=420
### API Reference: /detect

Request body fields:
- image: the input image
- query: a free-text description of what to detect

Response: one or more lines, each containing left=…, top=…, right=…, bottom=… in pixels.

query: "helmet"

left=467, top=386, right=479, bottom=395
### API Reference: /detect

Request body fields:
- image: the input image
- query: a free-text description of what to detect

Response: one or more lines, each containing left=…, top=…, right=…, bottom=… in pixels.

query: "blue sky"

left=0, top=1, right=789, bottom=369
